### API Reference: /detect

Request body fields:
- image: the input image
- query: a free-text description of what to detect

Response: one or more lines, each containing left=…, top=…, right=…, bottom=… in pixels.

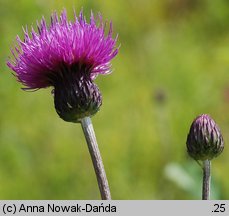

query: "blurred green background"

left=1, top=0, right=229, bottom=199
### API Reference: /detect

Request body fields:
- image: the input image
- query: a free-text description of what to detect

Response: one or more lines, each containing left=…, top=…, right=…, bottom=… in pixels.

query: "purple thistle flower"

left=7, top=9, right=118, bottom=122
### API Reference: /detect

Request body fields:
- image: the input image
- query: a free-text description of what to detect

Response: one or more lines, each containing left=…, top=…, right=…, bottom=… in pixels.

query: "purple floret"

left=7, top=9, right=118, bottom=90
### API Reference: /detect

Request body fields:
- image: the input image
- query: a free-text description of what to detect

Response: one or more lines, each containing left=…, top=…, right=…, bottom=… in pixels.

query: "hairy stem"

left=202, top=160, right=211, bottom=200
left=81, top=117, right=111, bottom=200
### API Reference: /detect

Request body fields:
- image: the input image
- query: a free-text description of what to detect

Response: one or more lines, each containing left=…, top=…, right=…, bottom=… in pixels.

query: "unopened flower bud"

left=186, top=114, right=224, bottom=161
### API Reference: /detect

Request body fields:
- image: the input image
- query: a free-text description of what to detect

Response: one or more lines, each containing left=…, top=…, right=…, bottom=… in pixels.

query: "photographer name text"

left=2, top=203, right=117, bottom=214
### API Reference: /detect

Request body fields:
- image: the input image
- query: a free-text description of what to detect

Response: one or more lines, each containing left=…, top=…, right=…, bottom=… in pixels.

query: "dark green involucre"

left=53, top=66, right=102, bottom=123
left=186, top=114, right=224, bottom=161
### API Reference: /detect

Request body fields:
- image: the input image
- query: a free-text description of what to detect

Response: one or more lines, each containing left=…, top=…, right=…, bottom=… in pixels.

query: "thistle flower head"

left=186, top=114, right=224, bottom=161
left=7, top=9, right=118, bottom=122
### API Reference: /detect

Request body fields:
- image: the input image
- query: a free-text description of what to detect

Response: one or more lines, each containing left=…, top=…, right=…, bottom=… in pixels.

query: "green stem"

left=202, top=160, right=211, bottom=200
left=81, top=117, right=111, bottom=200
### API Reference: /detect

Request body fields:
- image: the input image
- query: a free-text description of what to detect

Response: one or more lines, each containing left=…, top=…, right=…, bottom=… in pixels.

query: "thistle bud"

left=186, top=114, right=224, bottom=161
